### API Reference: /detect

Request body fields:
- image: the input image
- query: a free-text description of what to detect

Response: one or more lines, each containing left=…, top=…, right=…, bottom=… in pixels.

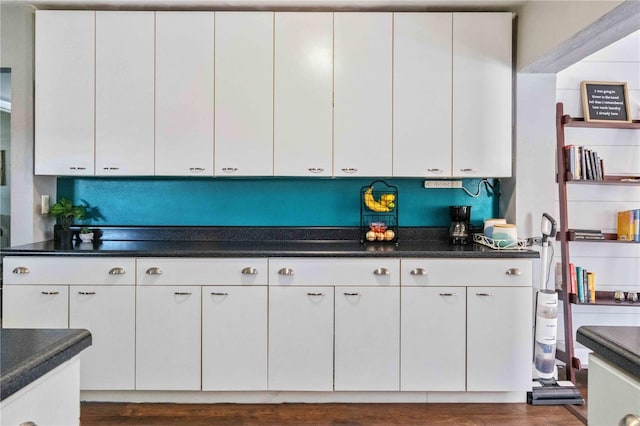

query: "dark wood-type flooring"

left=81, top=369, right=588, bottom=426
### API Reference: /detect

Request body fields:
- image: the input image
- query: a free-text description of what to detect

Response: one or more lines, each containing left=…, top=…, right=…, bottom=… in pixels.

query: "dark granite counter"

left=0, top=328, right=92, bottom=401
left=577, top=326, right=640, bottom=379
left=1, top=226, right=539, bottom=258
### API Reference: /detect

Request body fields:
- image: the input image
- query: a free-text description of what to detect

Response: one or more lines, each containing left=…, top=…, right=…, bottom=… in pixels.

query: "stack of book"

left=568, top=229, right=605, bottom=241
left=563, top=145, right=604, bottom=180
left=569, top=263, right=596, bottom=303
left=617, top=209, right=640, bottom=242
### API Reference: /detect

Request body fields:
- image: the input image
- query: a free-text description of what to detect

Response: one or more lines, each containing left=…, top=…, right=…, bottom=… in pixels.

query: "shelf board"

left=565, top=231, right=635, bottom=242
left=562, top=115, right=640, bottom=129
left=567, top=291, right=640, bottom=307
left=564, top=172, right=640, bottom=184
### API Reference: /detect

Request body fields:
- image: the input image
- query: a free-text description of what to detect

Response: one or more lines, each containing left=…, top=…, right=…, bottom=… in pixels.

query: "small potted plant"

left=79, top=226, right=94, bottom=243
left=50, top=197, right=86, bottom=245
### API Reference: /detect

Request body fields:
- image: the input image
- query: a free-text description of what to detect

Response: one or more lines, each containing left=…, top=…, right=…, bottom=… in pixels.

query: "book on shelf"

left=563, top=144, right=605, bottom=180
left=569, top=263, right=596, bottom=304
left=568, top=228, right=605, bottom=240
left=569, top=263, right=577, bottom=295
left=617, top=209, right=640, bottom=241
left=576, top=266, right=584, bottom=302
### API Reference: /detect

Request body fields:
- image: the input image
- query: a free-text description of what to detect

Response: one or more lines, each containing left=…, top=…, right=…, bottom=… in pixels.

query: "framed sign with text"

left=581, top=81, right=631, bottom=123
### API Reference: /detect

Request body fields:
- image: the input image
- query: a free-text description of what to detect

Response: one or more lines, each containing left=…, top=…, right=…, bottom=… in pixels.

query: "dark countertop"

left=0, top=226, right=539, bottom=259
left=0, top=328, right=92, bottom=401
left=576, top=326, right=640, bottom=379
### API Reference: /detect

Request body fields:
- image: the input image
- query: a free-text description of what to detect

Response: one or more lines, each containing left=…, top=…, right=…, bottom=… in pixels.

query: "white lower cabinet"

left=136, top=286, right=201, bottom=390
left=467, top=286, right=533, bottom=391
left=268, top=286, right=334, bottom=391
left=2, top=285, right=69, bottom=328
left=202, top=286, right=268, bottom=391
left=334, top=286, right=400, bottom=391
left=401, top=287, right=466, bottom=391
left=69, top=286, right=136, bottom=390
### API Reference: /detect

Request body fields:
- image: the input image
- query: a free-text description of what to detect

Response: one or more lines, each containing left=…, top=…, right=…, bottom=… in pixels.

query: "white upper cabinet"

left=452, top=12, right=512, bottom=177
left=334, top=13, right=392, bottom=177
left=215, top=12, right=274, bottom=176
left=274, top=12, right=333, bottom=177
left=95, top=11, right=155, bottom=176
left=35, top=11, right=95, bottom=176
left=155, top=12, right=215, bottom=176
left=393, top=13, right=453, bottom=177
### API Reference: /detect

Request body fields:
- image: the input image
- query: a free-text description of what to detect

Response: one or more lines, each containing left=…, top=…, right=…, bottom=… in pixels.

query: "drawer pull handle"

left=344, top=292, right=361, bottom=296
left=241, top=267, right=258, bottom=275
left=308, top=168, right=324, bottom=173
left=78, top=291, right=96, bottom=295
left=410, top=268, right=427, bottom=276
left=69, top=166, right=87, bottom=170
left=476, top=293, right=495, bottom=297
left=12, top=267, right=30, bottom=274
left=427, top=168, right=442, bottom=173
left=439, top=292, right=457, bottom=296
left=103, top=167, right=120, bottom=170
left=278, top=268, right=294, bottom=276
left=341, top=168, right=358, bottom=173
left=222, top=167, right=238, bottom=173
left=109, top=267, right=126, bottom=275
left=41, top=291, right=59, bottom=295
left=211, top=292, right=228, bottom=296
left=174, top=292, right=192, bottom=296
left=460, top=168, right=476, bottom=173
left=146, top=267, right=163, bottom=275
left=373, top=268, right=390, bottom=276
left=506, top=268, right=522, bottom=276
left=307, top=292, right=324, bottom=296
left=189, top=167, right=205, bottom=172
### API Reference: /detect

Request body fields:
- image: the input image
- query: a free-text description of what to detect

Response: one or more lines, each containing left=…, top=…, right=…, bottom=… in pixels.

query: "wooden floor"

left=81, top=369, right=588, bottom=426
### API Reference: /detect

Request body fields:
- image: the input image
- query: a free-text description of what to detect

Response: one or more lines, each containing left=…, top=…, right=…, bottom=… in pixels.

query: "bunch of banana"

left=364, top=188, right=396, bottom=212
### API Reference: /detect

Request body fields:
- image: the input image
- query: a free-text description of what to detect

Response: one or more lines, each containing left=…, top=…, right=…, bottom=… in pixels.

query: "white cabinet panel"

left=70, top=286, right=135, bottom=390
left=2, top=286, right=68, bottom=328
left=393, top=13, right=452, bottom=177
left=35, top=10, right=95, bottom=176
left=268, top=286, right=334, bottom=391
left=274, top=12, right=333, bottom=177
left=155, top=12, right=215, bottom=176
left=401, top=287, right=466, bottom=391
left=136, top=286, right=201, bottom=390
left=95, top=11, right=155, bottom=175
left=334, top=286, right=400, bottom=391
left=452, top=13, right=512, bottom=178
left=269, top=258, right=400, bottom=286
left=467, top=286, right=532, bottom=391
left=137, top=258, right=267, bottom=286
left=202, top=286, right=268, bottom=391
left=334, top=13, right=392, bottom=177
left=215, top=12, right=273, bottom=176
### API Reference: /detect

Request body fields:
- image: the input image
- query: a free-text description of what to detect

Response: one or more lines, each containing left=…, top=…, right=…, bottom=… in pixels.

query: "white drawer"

left=269, top=258, right=400, bottom=286
left=401, top=259, right=532, bottom=287
left=136, top=258, right=268, bottom=285
left=3, top=256, right=136, bottom=285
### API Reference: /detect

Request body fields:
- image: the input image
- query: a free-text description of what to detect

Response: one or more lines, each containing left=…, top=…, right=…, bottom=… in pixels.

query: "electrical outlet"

left=41, top=195, right=50, bottom=215
left=424, top=180, right=463, bottom=189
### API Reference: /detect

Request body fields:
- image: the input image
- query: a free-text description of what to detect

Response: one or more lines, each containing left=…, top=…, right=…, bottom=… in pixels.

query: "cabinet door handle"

left=278, top=268, right=294, bottom=276
left=373, top=268, right=390, bottom=276
left=410, top=268, right=427, bottom=276
left=341, top=168, right=358, bottom=173
left=476, top=293, right=495, bottom=297
left=41, top=291, right=59, bottom=295
left=308, top=168, right=324, bottom=173
left=103, top=167, right=120, bottom=170
left=189, top=167, right=205, bottom=172
left=109, top=267, right=126, bottom=275
left=174, top=292, right=192, bottom=296
left=344, top=292, right=361, bottom=296
left=439, top=292, right=457, bottom=296
left=241, top=267, right=258, bottom=275
left=307, top=292, right=324, bottom=296
left=222, top=167, right=238, bottom=173
left=69, top=166, right=86, bottom=170
left=146, top=267, right=163, bottom=275
left=78, top=291, right=96, bottom=295
left=460, top=168, right=476, bottom=173
left=12, top=267, right=30, bottom=274
left=210, top=292, right=228, bottom=296
left=427, top=168, right=443, bottom=173
left=506, top=268, right=522, bottom=276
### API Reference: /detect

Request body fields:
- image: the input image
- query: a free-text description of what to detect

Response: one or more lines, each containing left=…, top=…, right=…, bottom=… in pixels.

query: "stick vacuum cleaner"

left=527, top=213, right=584, bottom=406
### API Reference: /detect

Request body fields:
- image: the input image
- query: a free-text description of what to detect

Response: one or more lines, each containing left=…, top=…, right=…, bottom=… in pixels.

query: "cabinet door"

left=393, top=13, right=452, bottom=177
left=69, top=286, right=135, bottom=390
left=202, top=286, right=268, bottom=391
left=401, top=287, right=465, bottom=391
left=467, top=286, right=532, bottom=391
left=155, top=12, right=215, bottom=176
left=2, top=285, right=68, bottom=328
left=334, top=13, right=392, bottom=177
left=268, top=286, right=334, bottom=391
left=136, top=286, right=201, bottom=390
left=95, top=11, right=155, bottom=175
left=274, top=12, right=333, bottom=177
left=34, top=11, right=95, bottom=175
left=215, top=12, right=273, bottom=176
left=452, top=13, right=512, bottom=178
left=334, top=286, right=399, bottom=391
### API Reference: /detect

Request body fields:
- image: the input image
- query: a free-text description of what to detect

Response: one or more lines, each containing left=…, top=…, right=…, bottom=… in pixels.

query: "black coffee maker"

left=449, top=205, right=472, bottom=244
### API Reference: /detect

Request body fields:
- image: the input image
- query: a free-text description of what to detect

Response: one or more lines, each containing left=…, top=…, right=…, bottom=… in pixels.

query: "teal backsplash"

left=57, top=177, right=498, bottom=227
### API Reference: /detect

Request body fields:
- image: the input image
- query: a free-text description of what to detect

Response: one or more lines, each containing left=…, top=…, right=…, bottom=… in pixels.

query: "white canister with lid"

left=483, top=218, right=507, bottom=238
left=492, top=224, right=518, bottom=247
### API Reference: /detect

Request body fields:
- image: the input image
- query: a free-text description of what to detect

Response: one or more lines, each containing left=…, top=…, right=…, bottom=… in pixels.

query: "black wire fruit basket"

left=360, top=180, right=398, bottom=244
